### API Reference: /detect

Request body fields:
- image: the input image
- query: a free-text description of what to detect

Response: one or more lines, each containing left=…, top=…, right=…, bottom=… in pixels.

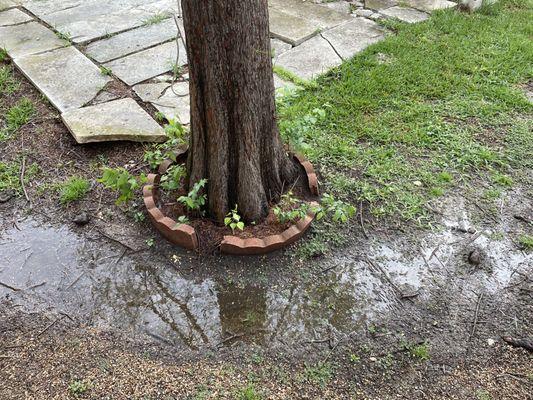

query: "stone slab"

left=381, top=6, right=429, bottom=22
left=403, top=0, right=457, bottom=12
left=365, top=0, right=398, bottom=10
left=15, top=46, right=111, bottom=112
left=85, top=18, right=178, bottom=63
left=0, top=8, right=32, bottom=26
left=134, top=82, right=190, bottom=125
left=268, top=7, right=319, bottom=46
left=41, top=0, right=176, bottom=44
left=269, top=0, right=351, bottom=30
left=271, top=38, right=292, bottom=60
left=322, top=18, right=386, bottom=60
left=61, top=98, right=167, bottom=144
left=275, top=35, right=342, bottom=80
left=0, top=0, right=16, bottom=11
left=319, top=1, right=352, bottom=14
left=0, top=21, right=65, bottom=58
left=104, top=40, right=186, bottom=86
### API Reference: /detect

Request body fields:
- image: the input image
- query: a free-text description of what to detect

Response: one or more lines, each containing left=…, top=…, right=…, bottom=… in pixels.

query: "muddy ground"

left=1, top=63, right=532, bottom=399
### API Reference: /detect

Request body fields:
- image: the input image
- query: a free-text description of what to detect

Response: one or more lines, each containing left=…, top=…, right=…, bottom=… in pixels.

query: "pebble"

left=468, top=249, right=482, bottom=265
left=354, top=9, right=374, bottom=17
left=73, top=212, right=90, bottom=226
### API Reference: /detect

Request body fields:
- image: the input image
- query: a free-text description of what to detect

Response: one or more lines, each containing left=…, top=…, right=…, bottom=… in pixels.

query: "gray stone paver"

left=0, top=21, right=65, bottom=58
left=0, top=0, right=16, bottom=11
left=275, top=35, right=342, bottom=80
left=0, top=8, right=32, bottom=26
left=322, top=17, right=386, bottom=60
left=270, top=0, right=351, bottom=30
left=85, top=18, right=178, bottom=63
left=269, top=7, right=320, bottom=46
left=380, top=6, right=429, bottom=22
left=402, top=0, right=456, bottom=11
left=104, top=40, right=186, bottom=86
left=15, top=46, right=111, bottom=112
left=271, top=38, right=293, bottom=60
left=61, top=98, right=167, bottom=144
left=134, top=81, right=190, bottom=125
left=365, top=0, right=398, bottom=10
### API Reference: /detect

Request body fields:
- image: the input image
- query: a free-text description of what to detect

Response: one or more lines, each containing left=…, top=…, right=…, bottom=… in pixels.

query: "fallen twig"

left=20, top=156, right=32, bottom=208
left=0, top=281, right=21, bottom=292
left=502, top=336, right=533, bottom=353
left=36, top=315, right=65, bottom=337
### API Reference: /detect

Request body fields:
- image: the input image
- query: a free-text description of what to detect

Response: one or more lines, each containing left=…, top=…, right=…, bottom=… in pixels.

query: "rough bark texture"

left=181, top=0, right=296, bottom=224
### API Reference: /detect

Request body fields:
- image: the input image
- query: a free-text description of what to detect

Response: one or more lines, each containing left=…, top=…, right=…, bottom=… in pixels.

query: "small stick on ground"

left=502, top=336, right=533, bottom=353
left=0, top=281, right=21, bottom=291
left=468, top=292, right=484, bottom=341
left=20, top=156, right=32, bottom=208
left=359, top=201, right=369, bottom=239
left=36, top=315, right=65, bottom=337
left=365, top=256, right=408, bottom=303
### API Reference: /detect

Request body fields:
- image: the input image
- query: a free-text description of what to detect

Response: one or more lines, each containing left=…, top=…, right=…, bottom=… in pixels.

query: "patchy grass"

left=2, top=98, right=35, bottom=139
left=58, top=177, right=90, bottom=204
left=518, top=234, right=533, bottom=251
left=0, top=160, right=39, bottom=195
left=278, top=0, right=533, bottom=222
left=142, top=12, right=170, bottom=26
left=0, top=65, right=19, bottom=95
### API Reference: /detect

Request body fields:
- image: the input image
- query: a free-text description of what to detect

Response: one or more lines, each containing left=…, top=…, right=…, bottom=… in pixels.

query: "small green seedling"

left=160, top=164, right=186, bottom=191
left=59, top=177, right=90, bottom=204
left=178, top=179, right=207, bottom=212
left=224, top=205, right=245, bottom=233
left=99, top=168, right=146, bottom=205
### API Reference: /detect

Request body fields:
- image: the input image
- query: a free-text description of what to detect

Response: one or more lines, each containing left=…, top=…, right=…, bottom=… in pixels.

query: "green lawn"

left=278, top=0, right=532, bottom=222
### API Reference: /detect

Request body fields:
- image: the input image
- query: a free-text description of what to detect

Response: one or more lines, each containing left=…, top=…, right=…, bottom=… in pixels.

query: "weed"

left=278, top=105, right=329, bottom=152
left=142, top=12, right=169, bottom=26
left=349, top=353, right=360, bottom=363
left=1, top=98, right=35, bottom=140
left=303, top=361, right=334, bottom=387
left=0, top=48, right=7, bottom=62
left=55, top=30, right=72, bottom=42
left=0, top=160, right=38, bottom=194
left=518, top=235, right=533, bottom=251
left=273, top=65, right=316, bottom=89
left=224, top=204, right=245, bottom=233
left=0, top=65, right=20, bottom=96
left=176, top=215, right=190, bottom=224
left=178, top=179, right=207, bottom=213
left=146, top=238, right=155, bottom=247
left=476, top=389, right=492, bottom=400
left=235, top=382, right=263, bottom=400
left=99, top=66, right=112, bottom=76
left=314, top=193, right=356, bottom=223
left=99, top=168, right=146, bottom=205
left=272, top=191, right=309, bottom=224
left=160, top=164, right=186, bottom=191
left=59, top=177, right=90, bottom=204
left=68, top=379, right=90, bottom=397
left=407, top=342, right=430, bottom=361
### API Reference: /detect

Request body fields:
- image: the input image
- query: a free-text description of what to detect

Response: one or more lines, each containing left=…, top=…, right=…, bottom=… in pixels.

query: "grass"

left=142, top=12, right=170, bottom=26
left=0, top=65, right=19, bottom=95
left=0, top=160, right=38, bottom=194
left=277, top=0, right=533, bottom=222
left=518, top=234, right=533, bottom=251
left=58, top=177, right=90, bottom=204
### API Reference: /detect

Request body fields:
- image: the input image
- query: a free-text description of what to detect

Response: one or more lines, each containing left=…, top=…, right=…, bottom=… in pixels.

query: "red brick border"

left=143, top=149, right=319, bottom=255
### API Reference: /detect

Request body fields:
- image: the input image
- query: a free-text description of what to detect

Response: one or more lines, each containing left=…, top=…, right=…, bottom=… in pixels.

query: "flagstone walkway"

left=0, top=0, right=456, bottom=143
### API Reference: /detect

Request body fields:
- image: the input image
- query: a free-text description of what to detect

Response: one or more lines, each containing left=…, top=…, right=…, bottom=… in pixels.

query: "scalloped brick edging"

left=143, top=173, right=199, bottom=250
left=219, top=201, right=318, bottom=255
left=143, top=149, right=319, bottom=255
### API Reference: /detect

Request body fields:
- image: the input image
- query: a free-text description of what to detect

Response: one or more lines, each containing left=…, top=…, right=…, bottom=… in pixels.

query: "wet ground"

left=1, top=188, right=530, bottom=353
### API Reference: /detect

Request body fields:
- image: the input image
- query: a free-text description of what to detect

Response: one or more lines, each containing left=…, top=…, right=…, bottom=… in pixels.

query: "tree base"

left=143, top=149, right=319, bottom=255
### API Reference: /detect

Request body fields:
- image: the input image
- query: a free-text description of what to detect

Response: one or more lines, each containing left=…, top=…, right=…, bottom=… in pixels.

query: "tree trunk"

left=181, top=0, right=297, bottom=224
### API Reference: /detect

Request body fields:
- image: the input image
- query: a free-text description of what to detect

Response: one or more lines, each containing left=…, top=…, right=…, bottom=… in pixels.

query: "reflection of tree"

left=216, top=282, right=268, bottom=345
left=146, top=271, right=211, bottom=350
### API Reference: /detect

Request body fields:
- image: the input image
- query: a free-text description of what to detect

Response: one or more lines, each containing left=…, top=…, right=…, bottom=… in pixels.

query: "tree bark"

left=181, top=0, right=297, bottom=224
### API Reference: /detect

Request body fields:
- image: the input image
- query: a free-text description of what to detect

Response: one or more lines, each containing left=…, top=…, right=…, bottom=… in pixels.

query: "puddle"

left=0, top=192, right=530, bottom=350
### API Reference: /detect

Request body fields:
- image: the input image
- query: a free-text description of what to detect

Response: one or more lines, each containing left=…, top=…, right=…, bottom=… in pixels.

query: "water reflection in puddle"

left=0, top=200, right=530, bottom=350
